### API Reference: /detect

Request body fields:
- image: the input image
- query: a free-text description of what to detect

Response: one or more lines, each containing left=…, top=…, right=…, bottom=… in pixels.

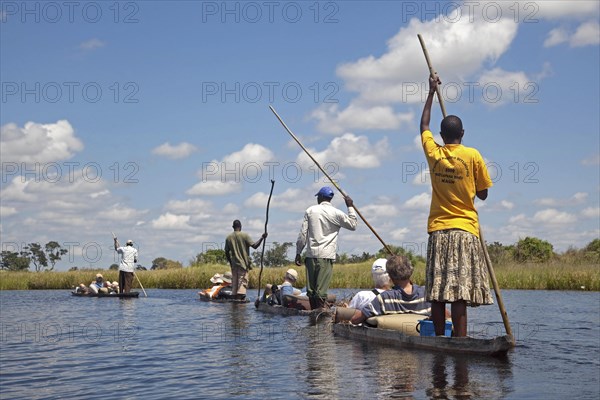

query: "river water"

left=0, top=289, right=598, bottom=399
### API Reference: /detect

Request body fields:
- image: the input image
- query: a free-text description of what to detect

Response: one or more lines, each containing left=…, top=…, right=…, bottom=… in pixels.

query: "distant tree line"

left=0, top=241, right=68, bottom=272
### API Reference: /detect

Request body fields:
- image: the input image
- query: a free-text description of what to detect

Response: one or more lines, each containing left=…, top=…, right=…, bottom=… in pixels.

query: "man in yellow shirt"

left=420, top=75, right=494, bottom=337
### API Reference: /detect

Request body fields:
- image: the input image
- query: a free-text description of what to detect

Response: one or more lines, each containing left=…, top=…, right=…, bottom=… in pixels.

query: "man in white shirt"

left=295, top=186, right=357, bottom=309
left=114, top=238, right=138, bottom=293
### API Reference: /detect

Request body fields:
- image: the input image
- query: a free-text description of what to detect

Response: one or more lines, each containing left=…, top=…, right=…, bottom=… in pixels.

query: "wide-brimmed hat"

left=371, top=258, right=387, bottom=273
left=285, top=268, right=298, bottom=282
left=210, top=274, right=224, bottom=284
left=112, top=281, right=119, bottom=286
left=221, top=272, right=232, bottom=284
left=126, top=239, right=134, bottom=245
left=95, top=273, right=103, bottom=279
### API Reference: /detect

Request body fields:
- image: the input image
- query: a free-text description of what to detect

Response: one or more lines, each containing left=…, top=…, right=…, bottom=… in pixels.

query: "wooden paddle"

left=256, top=180, right=275, bottom=308
left=112, top=232, right=148, bottom=297
left=417, top=34, right=514, bottom=344
left=269, top=105, right=394, bottom=255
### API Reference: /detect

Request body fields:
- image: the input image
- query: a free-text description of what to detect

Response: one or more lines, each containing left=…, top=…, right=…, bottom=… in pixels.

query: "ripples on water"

left=0, top=289, right=598, bottom=399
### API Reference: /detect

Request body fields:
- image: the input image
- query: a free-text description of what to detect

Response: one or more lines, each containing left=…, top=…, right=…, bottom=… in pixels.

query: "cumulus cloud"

left=1, top=120, right=83, bottom=164
left=0, top=206, right=17, bottom=218
left=296, top=133, right=390, bottom=170
left=404, top=192, right=431, bottom=210
left=151, top=212, right=193, bottom=230
left=187, top=180, right=241, bottom=196
left=311, top=104, right=413, bottom=135
left=532, top=209, right=577, bottom=225
left=79, top=38, right=106, bottom=50
left=152, top=142, right=198, bottom=159
left=534, top=192, right=588, bottom=207
left=544, top=20, right=600, bottom=47
left=581, top=207, right=600, bottom=219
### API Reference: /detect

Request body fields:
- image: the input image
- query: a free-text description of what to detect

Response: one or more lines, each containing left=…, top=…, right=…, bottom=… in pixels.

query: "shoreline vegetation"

left=0, top=259, right=598, bottom=291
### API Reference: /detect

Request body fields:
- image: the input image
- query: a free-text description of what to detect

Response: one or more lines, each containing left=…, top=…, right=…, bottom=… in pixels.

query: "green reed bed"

left=0, top=260, right=597, bottom=291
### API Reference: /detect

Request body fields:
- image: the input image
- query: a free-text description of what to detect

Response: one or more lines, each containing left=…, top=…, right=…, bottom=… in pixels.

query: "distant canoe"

left=71, top=291, right=140, bottom=298
left=333, top=322, right=514, bottom=357
left=255, top=301, right=334, bottom=318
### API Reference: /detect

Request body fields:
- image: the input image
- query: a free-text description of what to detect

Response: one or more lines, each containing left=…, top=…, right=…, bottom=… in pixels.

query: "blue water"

left=1, top=289, right=598, bottom=399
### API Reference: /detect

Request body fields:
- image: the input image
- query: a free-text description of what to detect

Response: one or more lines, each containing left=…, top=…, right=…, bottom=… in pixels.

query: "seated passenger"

left=347, top=258, right=391, bottom=310
left=199, top=272, right=233, bottom=299
left=259, top=268, right=302, bottom=306
left=75, top=283, right=89, bottom=294
left=89, top=273, right=108, bottom=294
left=350, top=255, right=431, bottom=325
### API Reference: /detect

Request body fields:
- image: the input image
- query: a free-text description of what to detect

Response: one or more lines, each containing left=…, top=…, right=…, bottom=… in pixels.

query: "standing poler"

left=114, top=237, right=138, bottom=293
left=420, top=75, right=494, bottom=337
left=224, top=219, right=268, bottom=301
left=295, top=186, right=357, bottom=310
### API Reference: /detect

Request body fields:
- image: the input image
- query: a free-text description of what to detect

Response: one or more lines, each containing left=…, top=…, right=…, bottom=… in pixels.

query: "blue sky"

left=1, top=1, right=599, bottom=270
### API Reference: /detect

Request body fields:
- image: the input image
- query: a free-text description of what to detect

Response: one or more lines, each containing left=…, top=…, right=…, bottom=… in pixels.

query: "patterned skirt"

left=425, top=229, right=494, bottom=306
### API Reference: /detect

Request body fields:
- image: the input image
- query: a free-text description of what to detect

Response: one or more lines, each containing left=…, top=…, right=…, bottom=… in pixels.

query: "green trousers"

left=305, top=257, right=333, bottom=302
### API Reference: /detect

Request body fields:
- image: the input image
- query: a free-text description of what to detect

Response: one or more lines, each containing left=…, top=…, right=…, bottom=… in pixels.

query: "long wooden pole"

left=256, top=179, right=275, bottom=308
left=269, top=105, right=394, bottom=255
left=417, top=34, right=513, bottom=343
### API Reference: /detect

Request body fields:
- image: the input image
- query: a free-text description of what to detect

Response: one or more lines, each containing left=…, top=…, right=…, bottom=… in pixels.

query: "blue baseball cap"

left=315, top=186, right=334, bottom=198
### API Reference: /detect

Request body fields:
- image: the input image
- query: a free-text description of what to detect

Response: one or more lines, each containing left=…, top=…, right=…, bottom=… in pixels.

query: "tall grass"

left=0, top=259, right=597, bottom=291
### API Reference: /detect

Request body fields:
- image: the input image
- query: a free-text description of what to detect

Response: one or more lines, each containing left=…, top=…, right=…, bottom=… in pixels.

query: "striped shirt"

left=360, top=284, right=431, bottom=318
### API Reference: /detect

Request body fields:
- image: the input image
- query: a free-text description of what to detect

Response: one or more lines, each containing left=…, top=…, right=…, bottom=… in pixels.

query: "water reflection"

left=304, top=319, right=339, bottom=399
left=425, top=353, right=513, bottom=399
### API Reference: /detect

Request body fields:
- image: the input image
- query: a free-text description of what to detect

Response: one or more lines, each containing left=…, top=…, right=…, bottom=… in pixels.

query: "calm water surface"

left=0, top=289, right=598, bottom=399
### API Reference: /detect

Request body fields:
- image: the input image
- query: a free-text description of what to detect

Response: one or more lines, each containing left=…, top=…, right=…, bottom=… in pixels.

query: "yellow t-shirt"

left=421, top=130, right=493, bottom=237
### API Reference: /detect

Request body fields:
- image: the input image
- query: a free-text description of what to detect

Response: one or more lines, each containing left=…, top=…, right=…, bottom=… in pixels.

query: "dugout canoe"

left=255, top=301, right=334, bottom=318
left=71, top=291, right=140, bottom=298
left=198, top=292, right=250, bottom=303
left=333, top=322, right=514, bottom=357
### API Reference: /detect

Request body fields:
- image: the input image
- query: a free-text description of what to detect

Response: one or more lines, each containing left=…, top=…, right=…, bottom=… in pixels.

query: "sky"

left=1, top=0, right=599, bottom=271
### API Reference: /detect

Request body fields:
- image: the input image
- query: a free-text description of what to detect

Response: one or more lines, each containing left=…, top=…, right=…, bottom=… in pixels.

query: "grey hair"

left=372, top=271, right=391, bottom=288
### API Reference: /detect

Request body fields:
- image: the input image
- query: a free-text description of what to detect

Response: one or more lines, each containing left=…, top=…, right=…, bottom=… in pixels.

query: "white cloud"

left=222, top=143, right=274, bottom=164
left=544, top=27, right=569, bottom=47
left=311, top=104, right=413, bottom=134
left=361, top=203, right=399, bottom=218
left=79, top=38, right=106, bottom=50
left=152, top=142, right=198, bottom=159
left=534, top=1, right=599, bottom=20
left=390, top=227, right=410, bottom=241
left=534, top=192, right=588, bottom=207
left=499, top=200, right=515, bottom=210
left=581, top=153, right=600, bottom=166
left=581, top=207, right=600, bottom=219
left=404, top=192, right=431, bottom=210
left=1, top=120, right=83, bottom=164
left=571, top=20, right=600, bottom=47
left=151, top=213, right=192, bottom=230
left=296, top=133, right=390, bottom=169
left=187, top=180, right=241, bottom=196
left=165, top=198, right=213, bottom=214
left=532, top=209, right=577, bottom=225
left=0, top=206, right=17, bottom=218
left=544, top=20, right=600, bottom=48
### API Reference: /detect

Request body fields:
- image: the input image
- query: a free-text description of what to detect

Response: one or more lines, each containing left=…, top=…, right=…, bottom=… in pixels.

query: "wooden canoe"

left=71, top=291, right=140, bottom=298
left=255, top=301, right=334, bottom=318
left=198, top=293, right=250, bottom=303
left=333, top=322, right=514, bottom=357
